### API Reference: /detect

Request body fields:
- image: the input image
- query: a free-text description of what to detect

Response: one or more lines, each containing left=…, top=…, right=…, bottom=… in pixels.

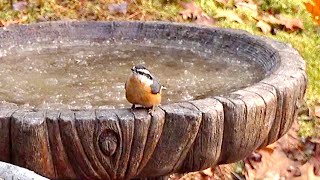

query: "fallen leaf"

left=1, top=15, right=28, bottom=27
left=178, top=166, right=234, bottom=180
left=169, top=165, right=236, bottom=180
left=293, top=162, right=320, bottom=180
left=305, top=0, right=320, bottom=25
left=307, top=165, right=320, bottom=180
left=277, top=15, right=304, bottom=31
left=12, top=1, right=28, bottom=11
left=248, top=151, right=262, bottom=162
left=257, top=20, right=272, bottom=34
left=179, top=171, right=212, bottom=180
left=194, top=15, right=216, bottom=26
left=179, top=2, right=216, bottom=26
left=312, top=143, right=320, bottom=175
left=260, top=13, right=304, bottom=31
left=180, top=1, right=203, bottom=20
left=245, top=145, right=297, bottom=179
left=214, top=10, right=244, bottom=23
left=235, top=2, right=258, bottom=12
left=260, top=13, right=282, bottom=25
left=235, top=1, right=259, bottom=20
left=215, top=0, right=229, bottom=6
left=315, top=106, right=320, bottom=118
left=300, top=114, right=313, bottom=121
left=260, top=143, right=277, bottom=154
left=244, top=121, right=315, bottom=179
left=108, top=2, right=128, bottom=15
left=310, top=137, right=320, bottom=144
left=287, top=165, right=302, bottom=177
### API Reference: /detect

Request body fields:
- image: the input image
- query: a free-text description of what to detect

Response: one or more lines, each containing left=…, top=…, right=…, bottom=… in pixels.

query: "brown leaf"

left=287, top=165, right=302, bottom=177
left=179, top=172, right=212, bottom=180
left=235, top=2, right=258, bottom=12
left=260, top=143, right=277, bottom=154
left=315, top=106, right=320, bottom=118
left=312, top=143, right=320, bottom=175
left=260, top=13, right=304, bottom=31
left=108, top=2, right=128, bottom=15
left=256, top=20, right=272, bottom=34
left=13, top=1, right=28, bottom=11
left=215, top=0, right=229, bottom=6
left=194, top=15, right=216, bottom=26
left=278, top=15, right=304, bottom=31
left=248, top=151, right=262, bottom=162
left=179, top=2, right=216, bottom=26
left=214, top=10, right=244, bottom=23
left=171, top=165, right=234, bottom=180
left=293, top=162, right=320, bottom=180
left=180, top=1, right=202, bottom=20
left=0, top=17, right=26, bottom=27
left=245, top=121, right=314, bottom=179
left=235, top=1, right=259, bottom=20
left=245, top=145, right=296, bottom=179
left=260, top=13, right=282, bottom=25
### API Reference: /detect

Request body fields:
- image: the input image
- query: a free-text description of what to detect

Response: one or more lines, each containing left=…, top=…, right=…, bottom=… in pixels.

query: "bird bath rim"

left=0, top=21, right=307, bottom=179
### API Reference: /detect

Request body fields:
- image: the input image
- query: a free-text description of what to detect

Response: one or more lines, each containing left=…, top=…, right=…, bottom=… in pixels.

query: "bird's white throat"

left=131, top=73, right=153, bottom=86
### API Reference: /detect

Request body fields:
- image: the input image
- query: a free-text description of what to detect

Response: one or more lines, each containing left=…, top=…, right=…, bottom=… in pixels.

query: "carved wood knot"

left=98, top=129, right=118, bottom=156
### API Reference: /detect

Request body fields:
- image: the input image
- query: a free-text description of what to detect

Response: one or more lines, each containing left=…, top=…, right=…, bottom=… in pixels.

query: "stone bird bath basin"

left=0, top=21, right=306, bottom=179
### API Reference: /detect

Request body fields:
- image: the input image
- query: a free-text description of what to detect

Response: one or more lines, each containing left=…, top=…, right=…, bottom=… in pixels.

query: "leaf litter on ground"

left=179, top=1, right=216, bottom=26
left=256, top=20, right=272, bottom=34
left=108, top=2, right=129, bottom=15
left=178, top=0, right=304, bottom=34
left=171, top=119, right=320, bottom=180
left=12, top=1, right=28, bottom=11
left=244, top=121, right=316, bottom=179
left=214, top=9, right=244, bottom=24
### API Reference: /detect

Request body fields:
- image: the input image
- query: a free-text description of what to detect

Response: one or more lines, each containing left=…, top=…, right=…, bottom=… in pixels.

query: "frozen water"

left=0, top=43, right=265, bottom=109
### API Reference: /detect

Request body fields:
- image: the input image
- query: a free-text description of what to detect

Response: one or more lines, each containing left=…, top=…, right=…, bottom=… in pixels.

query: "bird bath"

left=0, top=21, right=306, bottom=179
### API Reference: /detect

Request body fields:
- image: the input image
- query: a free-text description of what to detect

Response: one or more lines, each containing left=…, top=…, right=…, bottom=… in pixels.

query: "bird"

left=125, top=64, right=165, bottom=113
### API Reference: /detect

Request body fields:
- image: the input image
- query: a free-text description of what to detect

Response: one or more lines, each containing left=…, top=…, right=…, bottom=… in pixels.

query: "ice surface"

left=0, top=43, right=264, bottom=109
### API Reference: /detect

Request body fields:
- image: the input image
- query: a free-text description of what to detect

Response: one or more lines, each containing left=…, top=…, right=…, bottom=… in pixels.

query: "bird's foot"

left=130, top=104, right=136, bottom=112
left=148, top=106, right=155, bottom=115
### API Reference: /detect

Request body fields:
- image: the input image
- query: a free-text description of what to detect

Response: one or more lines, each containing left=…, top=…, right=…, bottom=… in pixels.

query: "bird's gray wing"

left=150, top=78, right=161, bottom=94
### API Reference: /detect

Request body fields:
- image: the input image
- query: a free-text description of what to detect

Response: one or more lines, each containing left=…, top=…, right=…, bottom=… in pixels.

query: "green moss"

left=233, top=161, right=245, bottom=177
left=298, top=119, right=315, bottom=138
left=136, top=0, right=181, bottom=20
left=257, top=0, right=308, bottom=14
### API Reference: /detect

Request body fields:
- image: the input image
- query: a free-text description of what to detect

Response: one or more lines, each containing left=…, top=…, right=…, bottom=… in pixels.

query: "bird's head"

left=130, top=64, right=153, bottom=85
left=131, top=65, right=153, bottom=79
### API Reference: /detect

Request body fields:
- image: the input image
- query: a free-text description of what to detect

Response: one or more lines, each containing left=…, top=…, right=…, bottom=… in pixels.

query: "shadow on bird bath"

left=0, top=21, right=306, bottom=180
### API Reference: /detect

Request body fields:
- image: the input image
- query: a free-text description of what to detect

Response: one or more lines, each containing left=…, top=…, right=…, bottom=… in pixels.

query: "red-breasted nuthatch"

left=125, top=64, right=164, bottom=113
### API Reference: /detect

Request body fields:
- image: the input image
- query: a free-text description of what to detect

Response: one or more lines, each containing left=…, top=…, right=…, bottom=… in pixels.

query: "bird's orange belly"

left=125, top=78, right=161, bottom=107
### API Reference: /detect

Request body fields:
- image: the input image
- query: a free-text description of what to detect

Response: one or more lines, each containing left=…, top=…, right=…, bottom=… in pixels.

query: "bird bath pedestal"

left=0, top=21, right=307, bottom=179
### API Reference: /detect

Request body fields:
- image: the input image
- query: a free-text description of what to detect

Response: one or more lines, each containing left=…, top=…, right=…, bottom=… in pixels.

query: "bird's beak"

left=161, top=86, right=167, bottom=90
left=131, top=67, right=135, bottom=72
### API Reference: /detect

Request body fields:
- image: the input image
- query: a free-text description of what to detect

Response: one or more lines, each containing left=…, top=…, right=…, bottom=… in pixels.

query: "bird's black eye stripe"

left=137, top=71, right=153, bottom=80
